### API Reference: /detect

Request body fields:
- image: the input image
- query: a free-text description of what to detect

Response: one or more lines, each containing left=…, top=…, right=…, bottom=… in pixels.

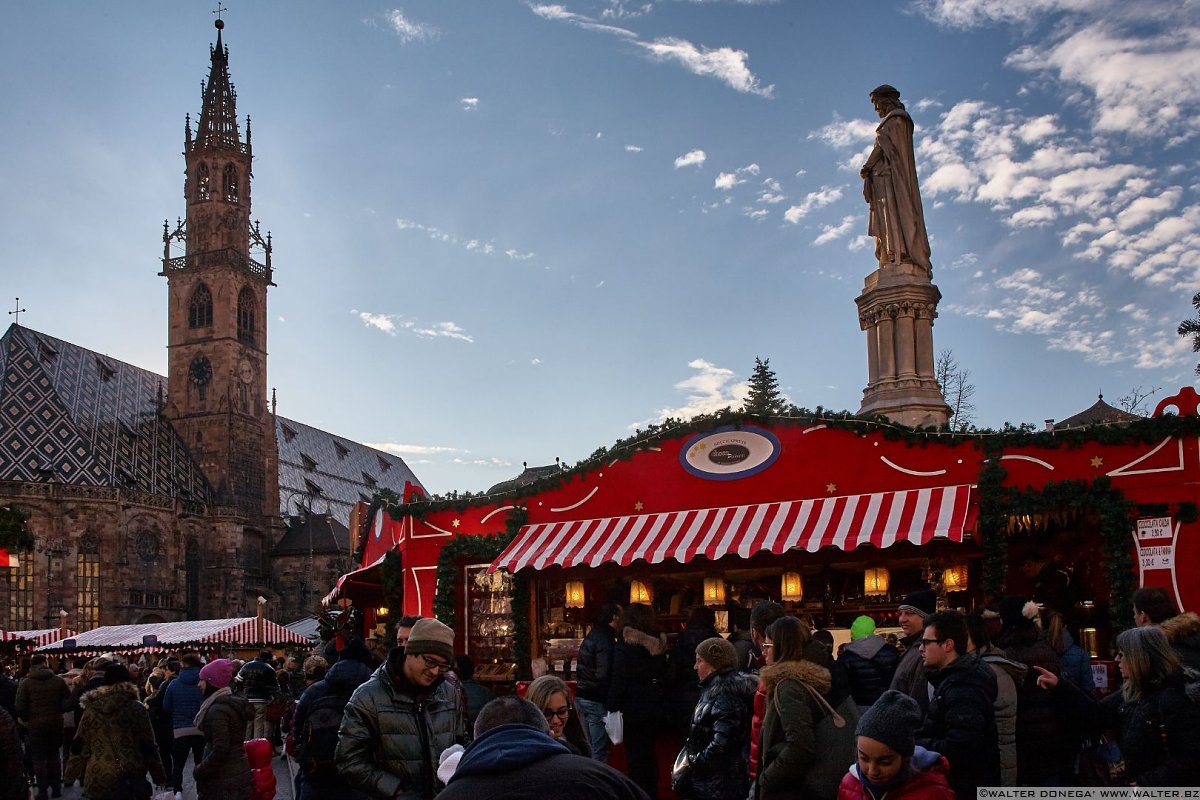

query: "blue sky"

left=2, top=1, right=1198, bottom=494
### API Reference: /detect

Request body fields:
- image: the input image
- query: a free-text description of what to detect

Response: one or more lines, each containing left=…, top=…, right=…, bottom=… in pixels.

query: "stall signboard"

left=1136, top=517, right=1172, bottom=541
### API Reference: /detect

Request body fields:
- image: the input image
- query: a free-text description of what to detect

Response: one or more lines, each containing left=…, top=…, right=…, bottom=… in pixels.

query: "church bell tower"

left=161, top=18, right=278, bottom=516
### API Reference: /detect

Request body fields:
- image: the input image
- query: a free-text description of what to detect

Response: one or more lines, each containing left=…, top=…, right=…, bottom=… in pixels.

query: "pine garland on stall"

left=0, top=504, right=33, bottom=552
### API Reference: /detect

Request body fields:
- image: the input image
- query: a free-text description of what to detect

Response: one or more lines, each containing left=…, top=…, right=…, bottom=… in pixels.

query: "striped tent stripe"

left=34, top=617, right=310, bottom=652
left=491, top=485, right=974, bottom=573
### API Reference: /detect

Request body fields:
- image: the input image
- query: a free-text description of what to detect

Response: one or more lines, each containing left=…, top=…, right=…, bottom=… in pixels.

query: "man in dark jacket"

left=15, top=654, right=70, bottom=800
left=575, top=602, right=620, bottom=763
left=889, top=588, right=937, bottom=713
left=295, top=656, right=373, bottom=800
left=235, top=650, right=279, bottom=741
left=915, top=610, right=1000, bottom=800
left=335, top=617, right=468, bottom=800
left=839, top=615, right=901, bottom=712
left=437, top=695, right=648, bottom=800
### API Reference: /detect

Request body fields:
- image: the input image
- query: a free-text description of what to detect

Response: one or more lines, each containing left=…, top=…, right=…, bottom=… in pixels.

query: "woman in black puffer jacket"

left=677, top=638, right=756, bottom=800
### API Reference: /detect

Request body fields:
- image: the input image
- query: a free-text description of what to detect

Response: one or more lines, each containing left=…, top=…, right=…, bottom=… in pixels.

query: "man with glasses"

left=888, top=588, right=937, bottom=713
left=914, top=610, right=999, bottom=800
left=337, top=617, right=468, bottom=799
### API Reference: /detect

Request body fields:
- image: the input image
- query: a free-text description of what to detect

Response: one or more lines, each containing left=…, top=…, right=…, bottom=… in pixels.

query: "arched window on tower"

left=223, top=163, right=239, bottom=203
left=196, top=162, right=210, bottom=201
left=237, top=287, right=256, bottom=345
left=189, top=283, right=213, bottom=328
left=75, top=534, right=101, bottom=631
left=185, top=539, right=201, bottom=619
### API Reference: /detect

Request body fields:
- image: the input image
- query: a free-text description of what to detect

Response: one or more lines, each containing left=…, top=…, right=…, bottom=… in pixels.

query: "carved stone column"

left=856, top=263, right=950, bottom=428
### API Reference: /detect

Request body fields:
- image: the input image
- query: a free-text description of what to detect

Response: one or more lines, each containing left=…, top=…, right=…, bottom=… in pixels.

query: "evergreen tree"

left=744, top=357, right=784, bottom=415
left=1179, top=292, right=1200, bottom=375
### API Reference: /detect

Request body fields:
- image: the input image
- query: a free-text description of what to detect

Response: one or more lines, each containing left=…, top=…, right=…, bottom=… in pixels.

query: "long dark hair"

left=764, top=616, right=809, bottom=662
left=621, top=603, right=659, bottom=636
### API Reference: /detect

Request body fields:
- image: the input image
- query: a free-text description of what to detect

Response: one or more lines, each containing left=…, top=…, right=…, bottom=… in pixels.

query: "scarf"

left=193, top=685, right=231, bottom=729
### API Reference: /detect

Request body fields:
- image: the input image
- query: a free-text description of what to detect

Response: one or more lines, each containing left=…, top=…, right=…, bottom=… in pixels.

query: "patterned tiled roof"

left=276, top=415, right=423, bottom=528
left=1053, top=394, right=1143, bottom=430
left=0, top=324, right=423, bottom=525
left=0, top=325, right=211, bottom=499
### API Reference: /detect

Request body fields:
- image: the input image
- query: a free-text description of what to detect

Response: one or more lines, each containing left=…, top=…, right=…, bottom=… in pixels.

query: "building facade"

left=0, top=21, right=421, bottom=630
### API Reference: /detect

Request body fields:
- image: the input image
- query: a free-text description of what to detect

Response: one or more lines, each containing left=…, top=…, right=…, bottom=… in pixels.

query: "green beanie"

left=850, top=615, right=877, bottom=641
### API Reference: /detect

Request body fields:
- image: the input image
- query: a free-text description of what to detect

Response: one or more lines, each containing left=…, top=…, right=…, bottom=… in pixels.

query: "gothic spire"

left=194, top=20, right=242, bottom=152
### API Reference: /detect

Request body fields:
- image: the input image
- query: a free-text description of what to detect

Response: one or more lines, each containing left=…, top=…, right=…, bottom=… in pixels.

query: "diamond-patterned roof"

left=0, top=325, right=210, bottom=498
left=0, top=324, right=424, bottom=524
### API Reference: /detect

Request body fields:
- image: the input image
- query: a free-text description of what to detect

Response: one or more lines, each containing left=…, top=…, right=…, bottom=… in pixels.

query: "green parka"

left=14, top=663, right=70, bottom=730
left=335, top=649, right=468, bottom=800
left=63, top=682, right=166, bottom=800
left=757, top=658, right=857, bottom=800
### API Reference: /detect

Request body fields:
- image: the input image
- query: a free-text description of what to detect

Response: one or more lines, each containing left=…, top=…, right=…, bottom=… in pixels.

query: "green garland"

left=380, top=549, right=403, bottom=643
left=978, top=475, right=1135, bottom=632
left=433, top=507, right=533, bottom=680
left=0, top=504, right=33, bottom=552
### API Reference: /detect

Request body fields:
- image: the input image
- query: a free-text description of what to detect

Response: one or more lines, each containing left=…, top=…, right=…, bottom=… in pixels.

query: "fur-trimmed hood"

left=79, top=680, right=139, bottom=710
left=622, top=626, right=667, bottom=656
left=760, top=658, right=831, bottom=697
left=1162, top=612, right=1200, bottom=644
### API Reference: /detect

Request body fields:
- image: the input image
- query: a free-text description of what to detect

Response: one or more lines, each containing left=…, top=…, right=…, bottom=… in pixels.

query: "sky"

left=2, top=1, right=1199, bottom=495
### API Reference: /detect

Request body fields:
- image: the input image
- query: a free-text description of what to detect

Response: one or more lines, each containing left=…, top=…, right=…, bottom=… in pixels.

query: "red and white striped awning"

left=323, top=553, right=388, bottom=607
left=35, top=617, right=310, bottom=652
left=492, top=485, right=975, bottom=573
left=1, top=628, right=76, bottom=646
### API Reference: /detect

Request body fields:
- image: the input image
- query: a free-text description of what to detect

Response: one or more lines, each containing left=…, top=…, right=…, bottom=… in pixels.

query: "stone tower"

left=161, top=19, right=279, bottom=518
left=855, top=85, right=950, bottom=429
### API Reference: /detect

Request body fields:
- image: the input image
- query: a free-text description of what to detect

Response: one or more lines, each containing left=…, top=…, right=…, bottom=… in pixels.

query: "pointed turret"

left=194, top=22, right=243, bottom=152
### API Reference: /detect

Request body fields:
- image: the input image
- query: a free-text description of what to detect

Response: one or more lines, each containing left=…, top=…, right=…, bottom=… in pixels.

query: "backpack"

left=300, top=692, right=348, bottom=777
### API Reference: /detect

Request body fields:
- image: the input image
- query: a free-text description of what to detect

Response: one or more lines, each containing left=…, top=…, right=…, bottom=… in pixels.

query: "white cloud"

left=505, top=249, right=536, bottom=260
left=783, top=186, right=844, bottom=223
left=1116, top=187, right=1181, bottom=231
left=813, top=215, right=856, bottom=245
left=528, top=3, right=637, bottom=37
left=674, top=149, right=707, bottom=168
left=632, top=358, right=754, bottom=427
left=403, top=320, right=475, bottom=343
left=361, top=442, right=462, bottom=456
left=354, top=310, right=398, bottom=335
left=810, top=117, right=877, bottom=149
left=531, top=357, right=544, bottom=366
left=383, top=10, right=438, bottom=43
left=913, top=0, right=1105, bottom=28
left=625, top=145, right=644, bottom=152
left=1008, top=204, right=1058, bottom=227
left=637, top=37, right=774, bottom=97
left=397, top=217, right=533, bottom=260
left=714, top=172, right=740, bottom=190
left=460, top=97, right=479, bottom=111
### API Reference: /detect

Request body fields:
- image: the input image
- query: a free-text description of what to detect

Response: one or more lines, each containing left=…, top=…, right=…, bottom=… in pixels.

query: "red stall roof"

left=1, top=628, right=76, bottom=647
left=492, top=484, right=974, bottom=573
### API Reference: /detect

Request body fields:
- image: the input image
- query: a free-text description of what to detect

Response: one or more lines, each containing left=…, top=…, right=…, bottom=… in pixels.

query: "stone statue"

left=860, top=85, right=932, bottom=275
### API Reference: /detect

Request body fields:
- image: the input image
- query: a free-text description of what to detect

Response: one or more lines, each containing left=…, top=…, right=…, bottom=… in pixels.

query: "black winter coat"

left=607, top=627, right=669, bottom=724
left=681, top=668, right=756, bottom=800
left=997, top=625, right=1063, bottom=785
left=837, top=635, right=900, bottom=710
left=1054, top=672, right=1200, bottom=787
left=234, top=657, right=277, bottom=702
left=576, top=622, right=617, bottom=703
left=916, top=653, right=999, bottom=800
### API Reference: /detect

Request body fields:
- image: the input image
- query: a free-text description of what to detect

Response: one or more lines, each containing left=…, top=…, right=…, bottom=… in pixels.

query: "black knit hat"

left=695, top=637, right=738, bottom=672
left=999, top=595, right=1038, bottom=630
left=897, top=588, right=937, bottom=618
left=101, top=663, right=132, bottom=686
left=856, top=690, right=921, bottom=757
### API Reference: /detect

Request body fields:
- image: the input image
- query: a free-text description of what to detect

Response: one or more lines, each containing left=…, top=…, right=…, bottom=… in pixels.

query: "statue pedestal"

left=855, top=263, right=950, bottom=428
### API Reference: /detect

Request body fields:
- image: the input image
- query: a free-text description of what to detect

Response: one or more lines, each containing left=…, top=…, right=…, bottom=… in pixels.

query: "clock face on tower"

left=188, top=355, right=213, bottom=387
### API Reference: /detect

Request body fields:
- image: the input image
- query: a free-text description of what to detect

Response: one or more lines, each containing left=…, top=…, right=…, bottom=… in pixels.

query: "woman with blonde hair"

left=1036, top=624, right=1200, bottom=786
left=526, top=675, right=591, bottom=757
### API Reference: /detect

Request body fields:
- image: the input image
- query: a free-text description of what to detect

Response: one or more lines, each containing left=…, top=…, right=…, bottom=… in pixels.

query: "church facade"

left=0, top=21, right=421, bottom=630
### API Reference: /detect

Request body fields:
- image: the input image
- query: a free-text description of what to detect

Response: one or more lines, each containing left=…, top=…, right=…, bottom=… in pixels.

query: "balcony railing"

left=160, top=247, right=271, bottom=281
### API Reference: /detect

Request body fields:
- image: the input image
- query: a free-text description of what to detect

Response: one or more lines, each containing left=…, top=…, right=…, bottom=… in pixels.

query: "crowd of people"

left=2, top=586, right=1199, bottom=800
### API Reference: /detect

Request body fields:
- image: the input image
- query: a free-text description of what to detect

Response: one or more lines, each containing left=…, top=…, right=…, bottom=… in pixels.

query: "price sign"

left=1139, top=545, right=1174, bottom=569
left=1136, top=517, right=1173, bottom=541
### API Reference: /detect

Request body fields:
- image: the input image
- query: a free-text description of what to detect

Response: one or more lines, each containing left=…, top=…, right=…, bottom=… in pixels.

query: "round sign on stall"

left=372, top=504, right=386, bottom=541
left=680, top=425, right=781, bottom=480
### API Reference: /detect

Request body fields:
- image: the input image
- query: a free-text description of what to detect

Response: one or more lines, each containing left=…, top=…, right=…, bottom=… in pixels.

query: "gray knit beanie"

left=855, top=690, right=921, bottom=757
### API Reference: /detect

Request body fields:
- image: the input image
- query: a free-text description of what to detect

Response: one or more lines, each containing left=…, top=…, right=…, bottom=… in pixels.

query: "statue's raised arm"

left=860, top=85, right=932, bottom=276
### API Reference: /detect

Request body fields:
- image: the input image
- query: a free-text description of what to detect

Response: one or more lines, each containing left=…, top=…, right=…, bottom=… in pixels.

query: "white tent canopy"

left=35, top=617, right=309, bottom=653
left=0, top=627, right=76, bottom=647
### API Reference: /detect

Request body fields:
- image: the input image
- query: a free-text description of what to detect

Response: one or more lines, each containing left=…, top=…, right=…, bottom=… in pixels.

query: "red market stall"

left=34, top=616, right=311, bottom=659
left=336, top=388, right=1200, bottom=688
